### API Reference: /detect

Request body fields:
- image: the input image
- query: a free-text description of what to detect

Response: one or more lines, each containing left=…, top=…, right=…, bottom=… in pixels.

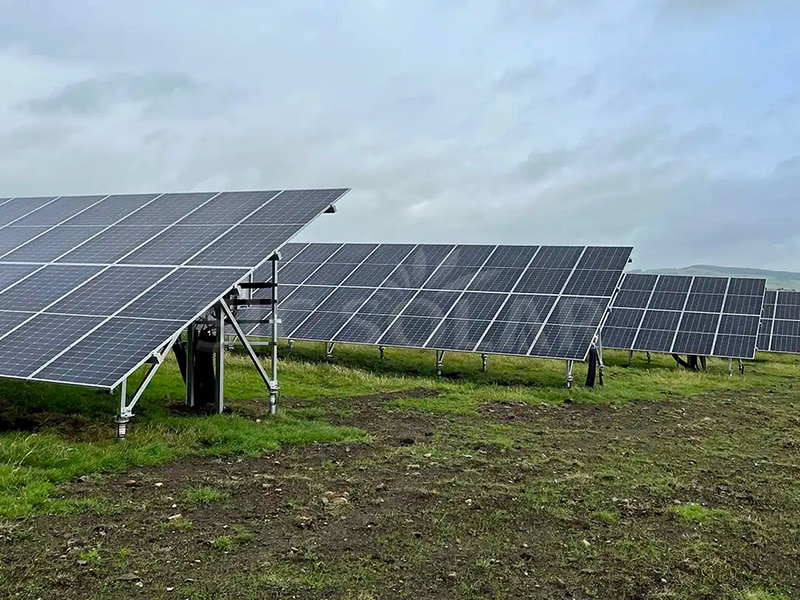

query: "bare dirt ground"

left=1, top=387, right=799, bottom=599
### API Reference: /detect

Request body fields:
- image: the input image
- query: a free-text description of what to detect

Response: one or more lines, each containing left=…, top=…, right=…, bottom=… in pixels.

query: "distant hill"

left=630, top=265, right=800, bottom=291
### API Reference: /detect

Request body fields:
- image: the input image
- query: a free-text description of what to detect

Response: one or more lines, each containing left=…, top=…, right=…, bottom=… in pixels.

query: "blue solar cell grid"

left=0, top=189, right=349, bottom=387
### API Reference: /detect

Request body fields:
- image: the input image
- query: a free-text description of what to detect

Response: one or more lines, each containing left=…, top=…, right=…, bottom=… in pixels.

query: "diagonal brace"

left=220, top=299, right=276, bottom=393
left=115, top=329, right=182, bottom=439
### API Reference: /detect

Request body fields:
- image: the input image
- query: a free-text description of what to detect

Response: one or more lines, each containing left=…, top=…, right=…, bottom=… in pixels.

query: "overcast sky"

left=1, top=1, right=799, bottom=271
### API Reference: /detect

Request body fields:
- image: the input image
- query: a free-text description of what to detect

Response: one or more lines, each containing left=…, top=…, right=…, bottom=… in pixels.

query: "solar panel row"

left=603, top=273, right=766, bottom=359
left=758, top=290, right=800, bottom=354
left=0, top=190, right=348, bottom=388
left=237, top=242, right=632, bottom=361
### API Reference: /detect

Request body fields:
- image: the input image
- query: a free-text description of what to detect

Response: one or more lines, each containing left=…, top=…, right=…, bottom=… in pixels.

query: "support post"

left=186, top=324, right=195, bottom=407
left=288, top=339, right=294, bottom=350
left=597, top=332, right=604, bottom=386
left=646, top=351, right=651, bottom=364
left=628, top=350, right=634, bottom=367
left=326, top=342, right=335, bottom=361
left=215, top=303, right=224, bottom=413
left=738, top=358, right=745, bottom=375
left=379, top=346, right=385, bottom=360
left=436, top=350, right=445, bottom=378
left=565, top=360, right=574, bottom=389
left=116, top=379, right=129, bottom=441
left=728, top=358, right=733, bottom=377
left=481, top=353, right=487, bottom=372
left=270, top=257, right=279, bottom=414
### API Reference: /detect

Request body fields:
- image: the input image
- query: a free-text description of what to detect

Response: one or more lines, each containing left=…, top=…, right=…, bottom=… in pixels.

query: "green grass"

left=180, top=486, right=228, bottom=507
left=669, top=503, right=733, bottom=523
left=0, top=341, right=799, bottom=598
left=2, top=342, right=798, bottom=519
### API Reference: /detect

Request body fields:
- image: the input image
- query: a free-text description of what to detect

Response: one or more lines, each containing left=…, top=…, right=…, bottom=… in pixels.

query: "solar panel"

left=0, top=189, right=348, bottom=389
left=756, top=289, right=800, bottom=354
left=603, top=274, right=767, bottom=359
left=241, top=243, right=632, bottom=361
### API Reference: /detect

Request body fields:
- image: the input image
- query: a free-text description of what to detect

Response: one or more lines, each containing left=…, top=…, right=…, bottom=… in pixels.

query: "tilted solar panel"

left=238, top=243, right=633, bottom=361
left=603, top=273, right=767, bottom=359
left=757, top=289, right=800, bottom=354
left=0, top=189, right=348, bottom=389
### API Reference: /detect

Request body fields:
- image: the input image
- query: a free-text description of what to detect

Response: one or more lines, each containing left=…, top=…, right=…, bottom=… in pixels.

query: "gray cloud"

left=0, top=1, right=799, bottom=273
left=24, top=72, right=204, bottom=116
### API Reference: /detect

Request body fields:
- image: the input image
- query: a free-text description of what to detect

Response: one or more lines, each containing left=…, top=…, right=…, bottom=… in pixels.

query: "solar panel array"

left=0, top=190, right=347, bottom=388
left=603, top=273, right=767, bottom=359
left=238, top=243, right=632, bottom=361
left=758, top=290, right=800, bottom=354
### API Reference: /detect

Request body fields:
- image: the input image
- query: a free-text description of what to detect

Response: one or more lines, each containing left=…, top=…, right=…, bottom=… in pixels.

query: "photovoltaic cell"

left=334, top=314, right=396, bottom=344
left=303, top=262, right=360, bottom=286
left=477, top=321, right=541, bottom=356
left=605, top=308, right=644, bottom=328
left=484, top=246, right=538, bottom=268
left=0, top=263, right=42, bottom=290
left=363, top=244, right=416, bottom=264
left=531, top=324, right=596, bottom=359
left=48, top=266, right=172, bottom=316
left=293, top=243, right=342, bottom=263
left=549, top=296, right=607, bottom=326
left=118, top=225, right=231, bottom=265
left=11, top=195, right=106, bottom=227
left=315, top=287, right=370, bottom=313
left=56, top=226, right=166, bottom=264
left=343, top=263, right=398, bottom=287
left=186, top=225, right=301, bottom=267
left=442, top=245, right=494, bottom=267
left=178, top=190, right=280, bottom=225
left=562, top=270, right=621, bottom=296
left=116, top=192, right=218, bottom=226
left=494, top=294, right=556, bottom=323
left=467, top=267, right=524, bottom=292
left=327, top=244, right=379, bottom=264
left=35, top=318, right=186, bottom=387
left=400, top=291, right=462, bottom=318
left=290, top=311, right=354, bottom=341
left=576, top=246, right=631, bottom=271
left=402, top=245, right=454, bottom=266
left=0, top=265, right=104, bottom=311
left=0, top=314, right=104, bottom=378
left=0, top=197, right=58, bottom=226
left=0, top=310, right=36, bottom=336
left=2, top=226, right=106, bottom=262
left=281, top=286, right=336, bottom=311
left=118, top=267, right=250, bottom=321
left=758, top=289, right=800, bottom=354
left=378, top=316, right=445, bottom=347
left=357, top=288, right=417, bottom=315
left=0, top=227, right=49, bottom=256
left=381, top=264, right=440, bottom=289
left=448, top=292, right=507, bottom=320
left=604, top=273, right=766, bottom=358
left=244, top=244, right=630, bottom=361
left=515, top=269, right=572, bottom=294
left=423, top=266, right=481, bottom=290
left=602, top=326, right=638, bottom=349
left=0, top=188, right=348, bottom=388
left=243, top=189, right=346, bottom=225
left=529, top=246, right=583, bottom=268
left=426, top=319, right=492, bottom=351
left=65, top=194, right=158, bottom=225
left=278, top=262, right=325, bottom=285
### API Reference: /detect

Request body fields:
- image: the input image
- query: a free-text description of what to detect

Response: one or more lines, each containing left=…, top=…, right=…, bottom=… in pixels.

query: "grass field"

left=0, top=342, right=799, bottom=599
